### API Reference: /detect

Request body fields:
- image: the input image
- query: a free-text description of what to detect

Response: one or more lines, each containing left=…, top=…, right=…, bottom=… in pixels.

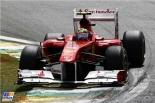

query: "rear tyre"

left=123, top=31, right=145, bottom=66
left=19, top=46, right=43, bottom=70
left=104, top=46, right=128, bottom=70
left=44, top=33, right=64, bottom=41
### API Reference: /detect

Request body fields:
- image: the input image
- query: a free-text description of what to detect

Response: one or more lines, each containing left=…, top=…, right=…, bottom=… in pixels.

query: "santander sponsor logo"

left=78, top=9, right=115, bottom=14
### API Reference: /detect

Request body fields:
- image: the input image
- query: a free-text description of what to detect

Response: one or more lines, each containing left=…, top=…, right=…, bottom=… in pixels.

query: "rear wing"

left=73, top=8, right=119, bottom=38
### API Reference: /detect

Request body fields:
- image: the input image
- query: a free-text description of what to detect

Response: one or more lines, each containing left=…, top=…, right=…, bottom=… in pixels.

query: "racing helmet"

left=78, top=28, right=88, bottom=33
left=76, top=28, right=89, bottom=40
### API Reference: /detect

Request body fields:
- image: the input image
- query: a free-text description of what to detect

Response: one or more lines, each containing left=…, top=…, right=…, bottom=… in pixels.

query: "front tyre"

left=104, top=46, right=128, bottom=70
left=19, top=46, right=43, bottom=70
left=123, top=31, right=145, bottom=66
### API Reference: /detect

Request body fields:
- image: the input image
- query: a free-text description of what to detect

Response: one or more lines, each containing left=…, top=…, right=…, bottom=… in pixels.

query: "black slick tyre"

left=44, top=33, right=64, bottom=41
left=104, top=46, right=128, bottom=70
left=123, top=31, right=145, bottom=66
left=19, top=46, right=42, bottom=70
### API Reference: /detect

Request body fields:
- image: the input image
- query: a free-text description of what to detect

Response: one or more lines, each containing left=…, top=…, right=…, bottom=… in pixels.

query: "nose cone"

left=59, top=41, right=79, bottom=63
left=60, top=52, right=76, bottom=62
left=59, top=40, right=93, bottom=63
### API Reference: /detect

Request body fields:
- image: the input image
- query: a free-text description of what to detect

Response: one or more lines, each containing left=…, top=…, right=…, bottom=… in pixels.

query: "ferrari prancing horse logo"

left=38, top=70, right=45, bottom=77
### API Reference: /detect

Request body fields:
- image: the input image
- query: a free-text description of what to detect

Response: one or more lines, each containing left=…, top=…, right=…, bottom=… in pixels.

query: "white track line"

left=0, top=35, right=39, bottom=45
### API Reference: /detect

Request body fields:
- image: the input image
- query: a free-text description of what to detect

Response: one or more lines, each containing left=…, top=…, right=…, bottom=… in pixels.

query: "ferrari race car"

left=17, top=8, right=145, bottom=86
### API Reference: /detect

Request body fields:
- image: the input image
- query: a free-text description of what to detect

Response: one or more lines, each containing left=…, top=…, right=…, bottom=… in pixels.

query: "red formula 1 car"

left=17, top=8, right=145, bottom=86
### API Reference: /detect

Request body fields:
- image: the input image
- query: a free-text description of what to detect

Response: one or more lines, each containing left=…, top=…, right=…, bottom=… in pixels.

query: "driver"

left=76, top=28, right=89, bottom=40
left=78, top=28, right=88, bottom=33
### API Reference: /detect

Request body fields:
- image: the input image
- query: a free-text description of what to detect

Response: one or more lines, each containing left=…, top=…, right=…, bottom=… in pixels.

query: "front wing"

left=17, top=69, right=126, bottom=85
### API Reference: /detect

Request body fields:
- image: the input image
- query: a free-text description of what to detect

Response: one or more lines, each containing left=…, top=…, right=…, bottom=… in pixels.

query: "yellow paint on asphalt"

left=0, top=41, right=21, bottom=46
left=15, top=96, right=68, bottom=103
left=0, top=41, right=25, bottom=59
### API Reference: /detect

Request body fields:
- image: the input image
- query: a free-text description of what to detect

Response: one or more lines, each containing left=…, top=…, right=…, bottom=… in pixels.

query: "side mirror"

left=91, top=23, right=96, bottom=26
left=95, top=36, right=104, bottom=40
left=57, top=34, right=65, bottom=40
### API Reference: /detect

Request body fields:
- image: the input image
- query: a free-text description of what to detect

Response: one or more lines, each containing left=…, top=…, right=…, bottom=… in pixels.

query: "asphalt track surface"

left=1, top=0, right=155, bottom=103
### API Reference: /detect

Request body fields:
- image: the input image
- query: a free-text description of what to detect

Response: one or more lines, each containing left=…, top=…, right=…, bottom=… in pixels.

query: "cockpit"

left=75, top=32, right=89, bottom=40
left=74, top=28, right=90, bottom=40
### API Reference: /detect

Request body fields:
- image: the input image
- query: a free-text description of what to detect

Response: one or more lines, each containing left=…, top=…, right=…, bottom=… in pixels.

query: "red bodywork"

left=41, top=9, right=123, bottom=63
left=42, top=32, right=122, bottom=63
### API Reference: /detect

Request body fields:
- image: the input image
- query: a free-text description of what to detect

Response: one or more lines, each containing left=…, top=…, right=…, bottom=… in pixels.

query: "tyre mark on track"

left=102, top=33, right=152, bottom=103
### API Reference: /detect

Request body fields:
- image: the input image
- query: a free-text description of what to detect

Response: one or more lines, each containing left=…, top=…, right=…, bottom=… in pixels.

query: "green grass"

left=0, top=54, right=35, bottom=102
left=1, top=54, right=19, bottom=92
